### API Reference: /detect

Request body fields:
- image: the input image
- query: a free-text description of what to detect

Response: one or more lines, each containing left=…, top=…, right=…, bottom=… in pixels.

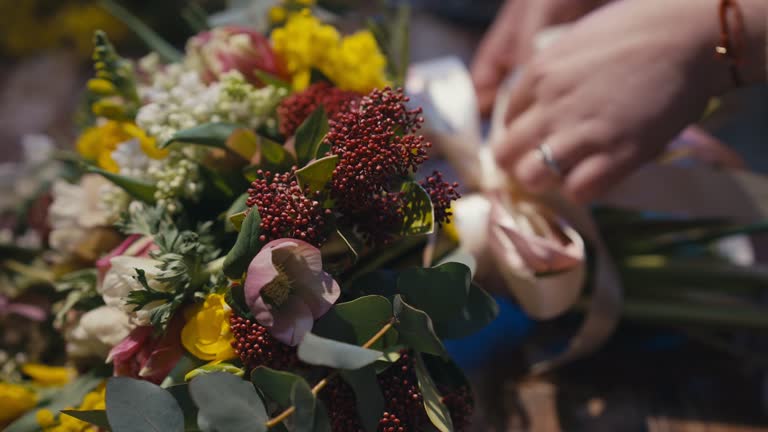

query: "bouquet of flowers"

left=1, top=3, right=496, bottom=431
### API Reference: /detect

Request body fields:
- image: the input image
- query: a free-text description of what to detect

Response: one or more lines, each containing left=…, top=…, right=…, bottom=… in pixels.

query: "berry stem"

left=264, top=319, right=396, bottom=428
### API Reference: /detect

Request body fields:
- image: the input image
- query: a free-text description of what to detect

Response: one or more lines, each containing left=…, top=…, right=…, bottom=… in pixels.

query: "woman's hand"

left=493, top=0, right=767, bottom=203
left=470, top=0, right=606, bottom=114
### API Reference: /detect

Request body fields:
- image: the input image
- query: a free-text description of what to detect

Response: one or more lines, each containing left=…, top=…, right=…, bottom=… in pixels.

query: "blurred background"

left=1, top=1, right=768, bottom=431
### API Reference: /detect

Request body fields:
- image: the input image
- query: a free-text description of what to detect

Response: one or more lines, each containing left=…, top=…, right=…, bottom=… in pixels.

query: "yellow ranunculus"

left=271, top=9, right=389, bottom=93
left=21, top=364, right=76, bottom=386
left=0, top=383, right=37, bottom=426
left=182, top=294, right=237, bottom=361
left=76, top=120, right=167, bottom=173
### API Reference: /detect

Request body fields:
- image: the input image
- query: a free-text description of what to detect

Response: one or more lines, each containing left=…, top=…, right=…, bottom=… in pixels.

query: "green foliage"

left=59, top=410, right=110, bottom=429
left=189, top=372, right=267, bottom=432
left=398, top=263, right=470, bottom=322
left=259, top=137, right=297, bottom=173
left=435, top=283, right=499, bottom=339
left=290, top=380, right=332, bottom=432
left=313, top=295, right=397, bottom=349
left=223, top=208, right=263, bottom=279
left=89, top=30, right=141, bottom=120
left=414, top=354, right=453, bottom=432
left=250, top=367, right=304, bottom=409
left=100, top=0, right=184, bottom=63
left=399, top=181, right=435, bottom=236
left=54, top=268, right=101, bottom=326
left=86, top=165, right=157, bottom=204
left=294, top=106, right=329, bottom=165
left=296, top=155, right=338, bottom=194
left=105, top=377, right=185, bottom=432
left=392, top=295, right=447, bottom=358
left=297, top=332, right=382, bottom=370
left=340, top=366, right=385, bottom=432
left=160, top=123, right=245, bottom=149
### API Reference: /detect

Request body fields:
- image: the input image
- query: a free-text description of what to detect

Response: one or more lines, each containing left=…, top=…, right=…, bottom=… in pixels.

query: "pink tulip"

left=186, top=26, right=286, bottom=86
left=245, top=239, right=341, bottom=346
left=107, top=315, right=184, bottom=384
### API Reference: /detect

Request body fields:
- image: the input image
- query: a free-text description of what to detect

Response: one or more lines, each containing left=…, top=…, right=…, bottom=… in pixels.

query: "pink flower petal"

left=245, top=243, right=280, bottom=314
left=250, top=295, right=275, bottom=327
left=268, top=296, right=314, bottom=346
left=107, top=325, right=152, bottom=364
left=297, top=273, right=341, bottom=319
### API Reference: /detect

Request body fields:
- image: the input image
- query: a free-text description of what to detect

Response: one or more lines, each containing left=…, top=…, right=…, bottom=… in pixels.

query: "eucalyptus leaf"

left=166, top=384, right=201, bottom=432
left=106, top=377, right=185, bottom=432
left=250, top=367, right=305, bottom=408
left=398, top=262, right=471, bottom=322
left=290, top=381, right=332, bottom=432
left=392, top=295, right=447, bottom=358
left=161, top=123, right=243, bottom=149
left=87, top=165, right=156, bottom=204
left=297, top=332, right=383, bottom=370
left=340, top=366, right=385, bottom=432
left=59, top=410, right=110, bottom=429
left=414, top=354, right=454, bottom=432
left=223, top=208, right=263, bottom=279
left=295, top=155, right=338, bottom=193
left=189, top=372, right=267, bottom=432
left=259, top=136, right=296, bottom=173
left=399, top=180, right=434, bottom=236
left=295, top=106, right=329, bottom=165
left=435, top=283, right=499, bottom=339
left=313, top=295, right=397, bottom=349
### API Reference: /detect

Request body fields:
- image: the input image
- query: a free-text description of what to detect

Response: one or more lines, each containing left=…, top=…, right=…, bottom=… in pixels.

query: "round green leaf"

left=435, top=283, right=499, bottom=339
left=398, top=262, right=471, bottom=322
left=340, top=366, right=385, bottom=432
left=313, top=295, right=397, bottom=349
left=290, top=381, right=331, bottom=432
left=189, top=372, right=267, bottom=432
left=250, top=367, right=304, bottom=408
left=297, top=332, right=382, bottom=370
left=392, top=295, right=447, bottom=358
left=106, top=377, right=184, bottom=432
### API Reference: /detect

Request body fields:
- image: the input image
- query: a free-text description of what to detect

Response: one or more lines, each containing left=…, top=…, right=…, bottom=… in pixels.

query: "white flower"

left=111, top=139, right=150, bottom=176
left=66, top=306, right=134, bottom=359
left=100, top=255, right=169, bottom=325
left=48, top=174, right=112, bottom=255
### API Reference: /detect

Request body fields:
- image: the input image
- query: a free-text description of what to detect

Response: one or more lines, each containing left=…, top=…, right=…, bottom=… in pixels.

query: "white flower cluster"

left=147, top=151, right=202, bottom=214
left=136, top=58, right=287, bottom=144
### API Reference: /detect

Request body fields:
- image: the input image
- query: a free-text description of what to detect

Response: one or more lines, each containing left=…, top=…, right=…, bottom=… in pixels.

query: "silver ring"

left=537, top=143, right=562, bottom=177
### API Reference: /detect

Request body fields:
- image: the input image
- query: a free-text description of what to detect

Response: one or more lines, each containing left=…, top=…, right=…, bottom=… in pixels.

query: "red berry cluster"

left=440, top=385, right=474, bottom=432
left=229, top=314, right=299, bottom=371
left=421, top=171, right=461, bottom=227
left=323, top=87, right=460, bottom=243
left=246, top=169, right=331, bottom=246
left=379, top=412, right=405, bottom=432
left=277, top=82, right=359, bottom=137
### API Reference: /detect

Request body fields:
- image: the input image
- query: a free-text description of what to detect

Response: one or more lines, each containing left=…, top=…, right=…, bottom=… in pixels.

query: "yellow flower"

left=182, top=294, right=237, bottom=361
left=76, top=121, right=167, bottom=173
left=21, top=364, right=76, bottom=386
left=37, top=385, right=105, bottom=432
left=0, top=382, right=37, bottom=426
left=268, top=6, right=288, bottom=25
left=271, top=9, right=389, bottom=93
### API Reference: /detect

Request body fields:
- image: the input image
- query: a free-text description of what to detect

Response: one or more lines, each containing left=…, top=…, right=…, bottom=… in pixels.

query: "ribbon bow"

left=407, top=57, right=623, bottom=372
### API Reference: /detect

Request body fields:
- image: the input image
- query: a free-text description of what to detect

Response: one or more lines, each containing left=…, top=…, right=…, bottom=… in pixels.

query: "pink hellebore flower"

left=107, top=315, right=184, bottom=385
left=186, top=26, right=286, bottom=86
left=96, top=234, right=156, bottom=283
left=245, top=239, right=341, bottom=346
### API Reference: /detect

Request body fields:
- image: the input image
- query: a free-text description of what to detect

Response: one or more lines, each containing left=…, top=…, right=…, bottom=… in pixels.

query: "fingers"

left=562, top=151, right=641, bottom=204
left=492, top=106, right=544, bottom=170
left=512, top=133, right=598, bottom=194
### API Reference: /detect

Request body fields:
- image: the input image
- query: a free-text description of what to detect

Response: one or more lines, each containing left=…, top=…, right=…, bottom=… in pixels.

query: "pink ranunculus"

left=245, top=239, right=341, bottom=346
left=96, top=234, right=156, bottom=283
left=186, top=26, right=286, bottom=86
left=107, top=315, right=184, bottom=384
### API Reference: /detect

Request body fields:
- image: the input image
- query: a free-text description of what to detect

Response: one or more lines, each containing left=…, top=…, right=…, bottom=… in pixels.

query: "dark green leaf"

left=60, top=410, right=110, bottom=429
left=435, top=283, right=498, bottom=339
left=398, top=262, right=471, bottom=322
left=166, top=384, right=201, bottom=432
left=313, top=295, right=396, bottom=349
left=224, top=193, right=249, bottom=232
left=392, top=295, right=447, bottom=358
left=106, top=377, right=184, bottom=432
left=189, top=372, right=267, bottom=432
left=100, top=0, right=183, bottom=63
left=295, top=106, right=329, bottom=165
left=259, top=136, right=296, bottom=172
left=340, top=367, right=385, bottom=432
left=349, top=270, right=398, bottom=298
left=295, top=155, right=338, bottom=193
left=161, top=123, right=243, bottom=149
left=399, top=181, right=434, bottom=236
left=87, top=165, right=156, bottom=203
left=250, top=367, right=304, bottom=408
left=297, top=332, right=382, bottom=370
left=290, top=381, right=331, bottom=432
left=223, top=209, right=263, bottom=279
left=5, top=372, right=103, bottom=432
left=414, top=354, right=453, bottom=432
left=225, top=283, right=253, bottom=320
